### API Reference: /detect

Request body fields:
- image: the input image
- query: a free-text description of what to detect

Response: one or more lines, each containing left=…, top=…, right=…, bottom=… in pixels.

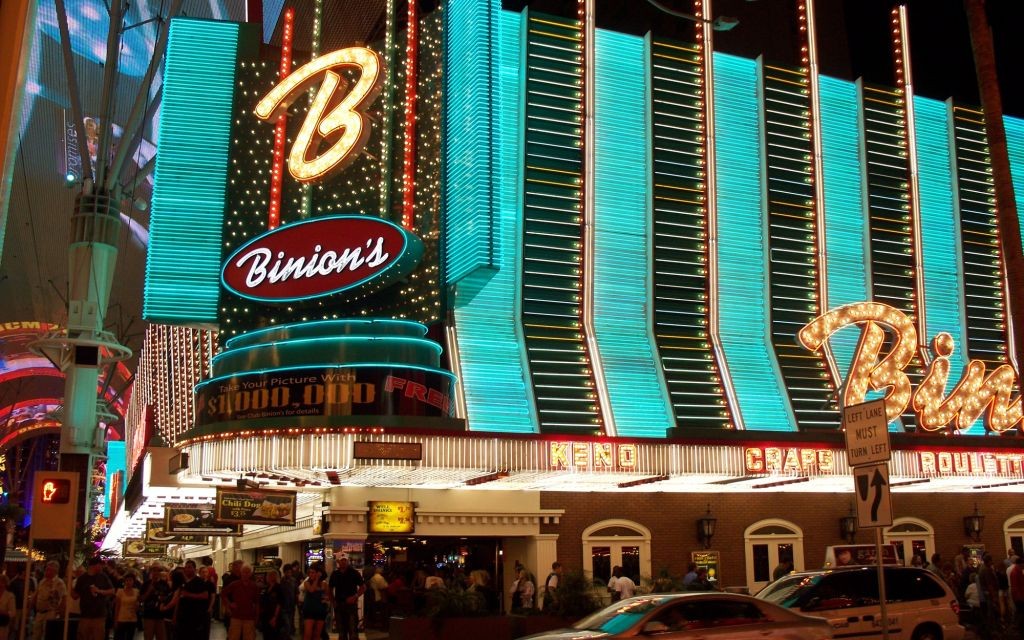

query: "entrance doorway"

left=365, top=536, right=502, bottom=596
left=744, top=519, right=804, bottom=593
left=884, top=517, right=934, bottom=566
left=581, top=519, right=651, bottom=586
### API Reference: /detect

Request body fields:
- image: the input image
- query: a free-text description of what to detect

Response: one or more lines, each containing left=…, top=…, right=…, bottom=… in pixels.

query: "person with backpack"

left=541, top=562, right=563, bottom=611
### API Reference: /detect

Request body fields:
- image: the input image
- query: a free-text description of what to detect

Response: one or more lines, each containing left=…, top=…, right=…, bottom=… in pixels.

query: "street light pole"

left=641, top=0, right=739, bottom=30
left=963, top=0, right=1024, bottom=377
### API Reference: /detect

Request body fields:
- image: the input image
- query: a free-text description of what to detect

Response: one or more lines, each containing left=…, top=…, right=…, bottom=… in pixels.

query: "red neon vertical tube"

left=400, top=0, right=418, bottom=230
left=269, top=9, right=294, bottom=229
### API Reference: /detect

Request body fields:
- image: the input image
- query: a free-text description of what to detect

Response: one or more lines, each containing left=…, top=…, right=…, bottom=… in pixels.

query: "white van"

left=756, top=566, right=963, bottom=640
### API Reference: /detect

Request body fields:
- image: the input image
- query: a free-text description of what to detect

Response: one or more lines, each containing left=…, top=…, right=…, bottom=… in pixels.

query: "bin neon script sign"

left=799, top=301, right=1022, bottom=433
left=254, top=47, right=383, bottom=182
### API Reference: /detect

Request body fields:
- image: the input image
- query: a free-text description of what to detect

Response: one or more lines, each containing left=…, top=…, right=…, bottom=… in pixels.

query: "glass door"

left=744, top=520, right=804, bottom=594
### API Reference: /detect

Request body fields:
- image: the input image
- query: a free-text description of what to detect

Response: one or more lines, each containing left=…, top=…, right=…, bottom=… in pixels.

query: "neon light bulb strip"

left=299, top=0, right=324, bottom=218
left=700, top=0, right=743, bottom=428
left=268, top=8, right=294, bottom=230
left=581, top=0, right=615, bottom=434
left=802, top=0, right=841, bottom=385
left=379, top=0, right=397, bottom=218
left=400, top=0, right=419, bottom=229
left=895, top=5, right=929, bottom=363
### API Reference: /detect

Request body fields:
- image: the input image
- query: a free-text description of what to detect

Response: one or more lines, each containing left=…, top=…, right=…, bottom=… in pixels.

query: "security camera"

left=712, top=16, right=739, bottom=31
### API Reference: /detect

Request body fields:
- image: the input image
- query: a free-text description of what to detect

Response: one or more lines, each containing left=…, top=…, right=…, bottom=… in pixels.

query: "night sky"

left=506, top=0, right=1024, bottom=117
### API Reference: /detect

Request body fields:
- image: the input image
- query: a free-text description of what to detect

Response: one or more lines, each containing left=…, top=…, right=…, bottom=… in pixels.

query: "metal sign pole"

left=61, top=535, right=75, bottom=640
left=874, top=527, right=889, bottom=640
left=19, top=536, right=33, bottom=640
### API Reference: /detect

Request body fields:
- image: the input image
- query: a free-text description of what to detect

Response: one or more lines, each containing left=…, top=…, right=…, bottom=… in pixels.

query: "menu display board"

left=145, top=518, right=209, bottom=545
left=215, top=487, right=297, bottom=526
left=368, top=501, right=415, bottom=534
left=691, top=550, right=720, bottom=583
left=164, top=502, right=243, bottom=536
left=123, top=538, right=166, bottom=558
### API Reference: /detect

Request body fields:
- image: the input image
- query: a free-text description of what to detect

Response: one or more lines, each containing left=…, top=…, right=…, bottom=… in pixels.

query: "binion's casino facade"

left=142, top=0, right=1024, bottom=593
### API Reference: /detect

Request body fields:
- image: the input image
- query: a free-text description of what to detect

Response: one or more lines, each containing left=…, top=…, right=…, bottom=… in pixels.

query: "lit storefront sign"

left=195, top=366, right=455, bottom=429
left=165, top=502, right=242, bottom=536
left=800, top=302, right=1023, bottom=433
left=743, top=447, right=835, bottom=474
left=548, top=441, right=637, bottom=470
left=919, top=450, right=1024, bottom=476
left=368, top=501, right=415, bottom=534
left=215, top=487, right=297, bottom=526
left=222, top=215, right=422, bottom=302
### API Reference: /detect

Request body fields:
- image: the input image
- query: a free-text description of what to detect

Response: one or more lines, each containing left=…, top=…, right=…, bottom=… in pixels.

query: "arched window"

left=582, top=519, right=651, bottom=590
left=883, top=517, right=934, bottom=566
left=1003, top=516, right=1024, bottom=557
left=744, top=519, right=804, bottom=594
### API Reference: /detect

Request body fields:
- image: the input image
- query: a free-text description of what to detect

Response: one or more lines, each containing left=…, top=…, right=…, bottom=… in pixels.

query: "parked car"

left=517, top=591, right=834, bottom=639
left=755, top=566, right=963, bottom=640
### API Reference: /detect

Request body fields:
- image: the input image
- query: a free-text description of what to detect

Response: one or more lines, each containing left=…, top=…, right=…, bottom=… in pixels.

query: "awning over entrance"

left=177, top=431, right=1024, bottom=494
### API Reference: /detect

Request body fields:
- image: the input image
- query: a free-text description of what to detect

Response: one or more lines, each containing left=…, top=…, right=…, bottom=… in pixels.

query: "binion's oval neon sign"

left=222, top=215, right=423, bottom=303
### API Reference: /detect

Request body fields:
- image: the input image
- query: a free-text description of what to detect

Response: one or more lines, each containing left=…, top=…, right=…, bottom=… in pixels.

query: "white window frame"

left=581, top=519, right=652, bottom=590
left=1003, top=515, right=1024, bottom=557
left=883, top=516, right=934, bottom=566
left=744, top=518, right=804, bottom=594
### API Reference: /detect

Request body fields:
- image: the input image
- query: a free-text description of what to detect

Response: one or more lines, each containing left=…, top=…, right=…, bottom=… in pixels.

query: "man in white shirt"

left=615, top=572, right=636, bottom=600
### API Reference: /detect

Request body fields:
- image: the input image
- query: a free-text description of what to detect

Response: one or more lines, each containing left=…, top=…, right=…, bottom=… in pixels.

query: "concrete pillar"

left=533, top=534, right=559, bottom=610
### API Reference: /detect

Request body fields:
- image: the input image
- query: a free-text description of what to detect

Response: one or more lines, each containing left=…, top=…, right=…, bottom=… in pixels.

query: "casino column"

left=30, top=190, right=132, bottom=527
left=28, top=0, right=134, bottom=527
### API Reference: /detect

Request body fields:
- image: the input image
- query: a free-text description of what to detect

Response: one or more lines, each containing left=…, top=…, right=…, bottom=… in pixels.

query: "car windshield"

left=757, top=574, right=821, bottom=607
left=573, top=596, right=669, bottom=634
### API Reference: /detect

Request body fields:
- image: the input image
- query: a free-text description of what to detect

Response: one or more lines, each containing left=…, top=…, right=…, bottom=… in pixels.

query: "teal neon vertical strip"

left=1006, top=115, right=1024, bottom=271
left=144, top=18, right=238, bottom=325
left=451, top=9, right=537, bottom=433
left=818, top=76, right=871, bottom=379
left=443, top=0, right=496, bottom=284
left=913, top=96, right=975, bottom=433
left=592, top=30, right=673, bottom=438
left=712, top=52, right=796, bottom=431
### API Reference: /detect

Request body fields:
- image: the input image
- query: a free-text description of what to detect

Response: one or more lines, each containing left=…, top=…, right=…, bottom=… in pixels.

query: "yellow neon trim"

left=254, top=47, right=383, bottom=183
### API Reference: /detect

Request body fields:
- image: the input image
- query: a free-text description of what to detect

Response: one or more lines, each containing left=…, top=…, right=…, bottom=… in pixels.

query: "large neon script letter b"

left=255, top=47, right=383, bottom=183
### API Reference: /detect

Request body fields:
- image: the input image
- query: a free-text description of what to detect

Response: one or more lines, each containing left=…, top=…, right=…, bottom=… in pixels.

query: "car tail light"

left=949, top=599, right=960, bottom=616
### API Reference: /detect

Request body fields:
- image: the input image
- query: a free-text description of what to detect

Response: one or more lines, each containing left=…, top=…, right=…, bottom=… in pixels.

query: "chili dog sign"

left=222, top=215, right=423, bottom=302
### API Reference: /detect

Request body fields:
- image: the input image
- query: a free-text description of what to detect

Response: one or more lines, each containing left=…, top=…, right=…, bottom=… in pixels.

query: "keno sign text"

left=549, top=442, right=637, bottom=470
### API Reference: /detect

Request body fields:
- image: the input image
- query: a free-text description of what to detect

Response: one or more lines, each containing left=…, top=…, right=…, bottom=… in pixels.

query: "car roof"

left=622, top=591, right=774, bottom=603
left=782, top=565, right=942, bottom=578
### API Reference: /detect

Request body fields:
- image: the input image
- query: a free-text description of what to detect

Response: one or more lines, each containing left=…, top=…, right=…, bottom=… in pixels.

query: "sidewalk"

left=206, top=620, right=391, bottom=640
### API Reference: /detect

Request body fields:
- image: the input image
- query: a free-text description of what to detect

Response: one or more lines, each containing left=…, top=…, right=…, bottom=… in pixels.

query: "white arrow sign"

left=854, top=463, right=892, bottom=528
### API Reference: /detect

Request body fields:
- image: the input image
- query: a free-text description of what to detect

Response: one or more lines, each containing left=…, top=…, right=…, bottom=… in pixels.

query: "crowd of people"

left=930, top=548, right=1024, bottom=640
left=0, top=553, right=510, bottom=640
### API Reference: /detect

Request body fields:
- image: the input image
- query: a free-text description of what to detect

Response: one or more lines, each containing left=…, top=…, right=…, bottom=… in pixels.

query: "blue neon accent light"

left=712, top=53, right=796, bottom=431
left=104, top=440, right=125, bottom=519
left=443, top=0, right=497, bottom=284
left=592, top=30, right=674, bottom=438
left=1006, top=115, right=1024, bottom=266
left=913, top=96, right=975, bottom=433
left=818, top=76, right=871, bottom=378
left=144, top=18, right=239, bottom=326
left=450, top=9, right=538, bottom=434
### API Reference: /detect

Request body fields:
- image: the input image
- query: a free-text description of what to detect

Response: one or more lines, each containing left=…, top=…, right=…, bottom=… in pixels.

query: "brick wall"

left=539, top=491, right=1024, bottom=589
